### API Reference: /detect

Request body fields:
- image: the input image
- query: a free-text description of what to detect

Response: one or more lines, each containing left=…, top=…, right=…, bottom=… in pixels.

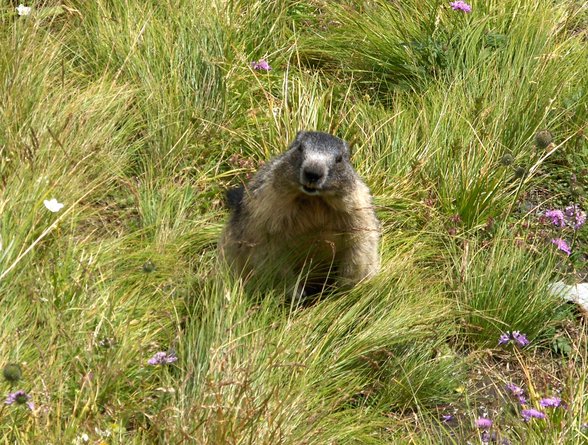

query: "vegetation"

left=0, top=0, right=587, bottom=443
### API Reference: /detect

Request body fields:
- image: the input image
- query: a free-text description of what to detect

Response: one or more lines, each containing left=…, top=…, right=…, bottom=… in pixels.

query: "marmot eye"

left=335, top=155, right=343, bottom=163
left=297, top=144, right=303, bottom=153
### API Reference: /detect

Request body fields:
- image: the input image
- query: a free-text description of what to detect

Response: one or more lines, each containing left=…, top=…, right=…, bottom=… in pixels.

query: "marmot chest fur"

left=219, top=131, right=380, bottom=293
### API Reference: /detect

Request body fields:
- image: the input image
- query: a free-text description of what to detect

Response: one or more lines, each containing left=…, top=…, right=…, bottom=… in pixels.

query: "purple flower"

left=512, top=331, right=530, bottom=347
left=449, top=1, right=472, bottom=12
left=499, top=331, right=530, bottom=347
left=476, top=417, right=493, bottom=429
left=251, top=59, right=272, bottom=71
left=147, top=351, right=177, bottom=366
left=498, top=332, right=511, bottom=345
left=521, top=408, right=546, bottom=421
left=551, top=238, right=571, bottom=255
left=539, top=397, right=563, bottom=408
left=545, top=209, right=566, bottom=227
left=506, top=383, right=527, bottom=404
left=564, top=205, right=586, bottom=230
left=544, top=206, right=585, bottom=230
left=506, top=383, right=524, bottom=396
left=441, top=414, right=454, bottom=422
left=5, top=390, right=34, bottom=410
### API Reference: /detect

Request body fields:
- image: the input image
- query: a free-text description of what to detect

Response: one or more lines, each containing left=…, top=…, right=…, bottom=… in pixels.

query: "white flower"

left=95, top=427, right=112, bottom=437
left=16, top=4, right=32, bottom=16
left=43, top=198, right=64, bottom=213
left=73, top=433, right=89, bottom=445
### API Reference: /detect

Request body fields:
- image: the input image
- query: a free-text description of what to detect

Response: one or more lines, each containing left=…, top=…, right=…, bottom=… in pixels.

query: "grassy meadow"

left=0, top=0, right=587, bottom=443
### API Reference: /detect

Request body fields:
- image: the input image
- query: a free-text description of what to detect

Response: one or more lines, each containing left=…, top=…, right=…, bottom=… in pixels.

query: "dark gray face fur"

left=277, top=131, right=355, bottom=197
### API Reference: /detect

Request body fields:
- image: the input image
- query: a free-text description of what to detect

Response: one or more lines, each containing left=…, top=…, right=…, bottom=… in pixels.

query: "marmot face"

left=273, top=131, right=356, bottom=198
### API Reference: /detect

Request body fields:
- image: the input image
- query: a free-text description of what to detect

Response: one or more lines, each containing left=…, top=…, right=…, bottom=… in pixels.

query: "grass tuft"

left=0, top=0, right=587, bottom=443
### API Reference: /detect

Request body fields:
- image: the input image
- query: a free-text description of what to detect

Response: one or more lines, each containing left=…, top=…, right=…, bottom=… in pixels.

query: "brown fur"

left=219, top=132, right=380, bottom=294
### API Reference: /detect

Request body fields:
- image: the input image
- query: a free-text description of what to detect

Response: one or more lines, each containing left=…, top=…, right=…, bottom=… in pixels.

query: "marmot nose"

left=302, top=167, right=324, bottom=184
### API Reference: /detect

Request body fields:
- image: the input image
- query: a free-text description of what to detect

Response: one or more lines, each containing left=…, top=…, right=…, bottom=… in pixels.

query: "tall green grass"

left=0, top=0, right=587, bottom=443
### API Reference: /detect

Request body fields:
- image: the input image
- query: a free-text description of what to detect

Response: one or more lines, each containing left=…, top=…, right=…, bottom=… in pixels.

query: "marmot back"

left=219, top=131, right=380, bottom=295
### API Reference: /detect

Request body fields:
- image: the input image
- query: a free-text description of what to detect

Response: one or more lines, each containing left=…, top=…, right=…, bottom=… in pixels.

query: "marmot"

left=219, top=131, right=380, bottom=295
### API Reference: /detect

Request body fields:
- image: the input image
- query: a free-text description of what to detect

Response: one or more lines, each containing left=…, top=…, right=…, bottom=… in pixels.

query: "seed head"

left=3, top=364, right=22, bottom=383
left=142, top=260, right=156, bottom=273
left=500, top=153, right=514, bottom=166
left=514, top=166, right=526, bottom=179
left=535, top=130, right=553, bottom=149
left=571, top=185, right=584, bottom=198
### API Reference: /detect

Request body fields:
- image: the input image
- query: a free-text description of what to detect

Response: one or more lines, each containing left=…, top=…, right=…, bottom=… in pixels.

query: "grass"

left=0, top=0, right=587, bottom=443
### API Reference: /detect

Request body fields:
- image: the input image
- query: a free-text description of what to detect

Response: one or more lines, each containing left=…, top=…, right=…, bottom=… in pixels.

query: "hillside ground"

left=0, top=0, right=587, bottom=443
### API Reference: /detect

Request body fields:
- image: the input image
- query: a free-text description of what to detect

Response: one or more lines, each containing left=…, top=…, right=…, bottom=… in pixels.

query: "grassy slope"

left=0, top=0, right=587, bottom=443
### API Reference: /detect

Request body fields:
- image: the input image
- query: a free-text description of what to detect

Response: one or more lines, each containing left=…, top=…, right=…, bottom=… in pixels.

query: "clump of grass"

left=299, top=0, right=448, bottom=93
left=449, top=236, right=563, bottom=347
left=0, top=0, right=587, bottom=443
left=178, top=247, right=464, bottom=443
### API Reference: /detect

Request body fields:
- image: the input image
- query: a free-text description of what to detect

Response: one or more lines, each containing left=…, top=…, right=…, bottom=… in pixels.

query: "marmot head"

left=274, top=131, right=356, bottom=198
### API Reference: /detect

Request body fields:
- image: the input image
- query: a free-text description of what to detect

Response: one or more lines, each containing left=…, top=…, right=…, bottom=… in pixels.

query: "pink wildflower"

left=476, top=417, right=493, bottom=429
left=251, top=59, right=272, bottom=71
left=522, top=408, right=546, bottom=421
left=449, top=1, right=472, bottom=12
left=551, top=238, right=571, bottom=255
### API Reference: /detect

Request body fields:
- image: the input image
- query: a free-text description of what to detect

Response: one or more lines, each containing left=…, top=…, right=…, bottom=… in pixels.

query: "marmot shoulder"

left=219, top=131, right=380, bottom=295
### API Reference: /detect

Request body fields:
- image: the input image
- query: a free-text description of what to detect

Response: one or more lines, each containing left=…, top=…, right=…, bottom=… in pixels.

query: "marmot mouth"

left=301, top=185, right=321, bottom=196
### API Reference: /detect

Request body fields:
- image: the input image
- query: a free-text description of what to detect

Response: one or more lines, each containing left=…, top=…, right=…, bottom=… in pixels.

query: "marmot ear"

left=289, top=130, right=306, bottom=151
left=344, top=140, right=352, bottom=157
left=294, top=130, right=306, bottom=142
